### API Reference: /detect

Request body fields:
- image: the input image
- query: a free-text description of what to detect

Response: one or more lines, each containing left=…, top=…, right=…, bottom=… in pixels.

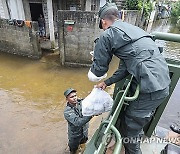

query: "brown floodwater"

left=0, top=52, right=118, bottom=117
left=0, top=51, right=118, bottom=154
left=151, top=19, right=180, bottom=60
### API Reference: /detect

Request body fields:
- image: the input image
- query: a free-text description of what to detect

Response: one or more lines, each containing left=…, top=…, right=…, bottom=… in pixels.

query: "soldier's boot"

left=79, top=143, right=86, bottom=153
left=75, top=145, right=81, bottom=154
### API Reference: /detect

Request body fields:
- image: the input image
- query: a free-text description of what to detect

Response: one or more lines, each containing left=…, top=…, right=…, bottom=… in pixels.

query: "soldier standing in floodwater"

left=63, top=88, right=92, bottom=154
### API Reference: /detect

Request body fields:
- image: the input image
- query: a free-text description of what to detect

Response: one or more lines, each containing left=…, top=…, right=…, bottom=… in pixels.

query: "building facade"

left=0, top=0, right=106, bottom=21
left=0, top=0, right=106, bottom=41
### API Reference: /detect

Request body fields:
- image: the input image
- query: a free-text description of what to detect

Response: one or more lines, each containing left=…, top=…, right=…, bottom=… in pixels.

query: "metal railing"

left=84, top=75, right=139, bottom=154
left=84, top=32, right=180, bottom=153
left=151, top=32, right=180, bottom=43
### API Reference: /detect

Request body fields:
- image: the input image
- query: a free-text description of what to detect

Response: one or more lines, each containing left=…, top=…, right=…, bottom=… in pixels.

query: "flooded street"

left=0, top=19, right=179, bottom=154
left=150, top=19, right=180, bottom=60
left=0, top=52, right=117, bottom=154
left=151, top=19, right=180, bottom=130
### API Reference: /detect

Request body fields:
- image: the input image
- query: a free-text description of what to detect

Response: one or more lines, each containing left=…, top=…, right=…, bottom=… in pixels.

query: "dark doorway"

left=29, top=3, right=43, bottom=21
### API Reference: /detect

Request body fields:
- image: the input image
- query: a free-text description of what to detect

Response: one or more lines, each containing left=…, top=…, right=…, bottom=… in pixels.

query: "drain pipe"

left=47, top=0, right=55, bottom=49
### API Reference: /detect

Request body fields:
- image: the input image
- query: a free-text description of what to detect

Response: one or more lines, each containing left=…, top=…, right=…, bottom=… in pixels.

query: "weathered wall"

left=0, top=18, right=41, bottom=59
left=113, top=0, right=126, bottom=9
left=124, top=10, right=139, bottom=26
left=22, top=0, right=31, bottom=20
left=0, top=0, right=10, bottom=19
left=57, top=11, right=101, bottom=66
left=57, top=10, right=139, bottom=66
left=7, top=0, right=25, bottom=20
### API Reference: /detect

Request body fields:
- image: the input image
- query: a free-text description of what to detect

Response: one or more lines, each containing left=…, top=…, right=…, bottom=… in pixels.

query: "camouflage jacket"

left=90, top=20, right=170, bottom=93
left=64, top=99, right=92, bottom=139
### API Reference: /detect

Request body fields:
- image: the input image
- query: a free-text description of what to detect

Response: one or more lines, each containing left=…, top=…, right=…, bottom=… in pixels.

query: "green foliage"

left=143, top=0, right=153, bottom=18
left=126, top=0, right=139, bottom=10
left=171, top=1, right=180, bottom=23
left=125, top=0, right=153, bottom=18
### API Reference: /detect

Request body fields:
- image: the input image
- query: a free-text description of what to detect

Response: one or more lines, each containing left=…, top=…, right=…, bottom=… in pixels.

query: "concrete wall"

left=0, top=18, right=41, bottom=59
left=57, top=10, right=139, bottom=66
left=7, top=0, right=25, bottom=20
left=113, top=0, right=126, bottom=9
left=57, top=11, right=101, bottom=66
left=124, top=10, right=139, bottom=26
left=22, top=0, right=31, bottom=20
left=0, top=0, right=10, bottom=19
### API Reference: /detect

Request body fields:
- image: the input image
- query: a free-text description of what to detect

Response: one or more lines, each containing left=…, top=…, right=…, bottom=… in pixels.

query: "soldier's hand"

left=95, top=82, right=107, bottom=90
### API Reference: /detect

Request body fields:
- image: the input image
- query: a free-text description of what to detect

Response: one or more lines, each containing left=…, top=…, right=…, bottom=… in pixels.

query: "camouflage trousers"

left=117, top=87, right=169, bottom=154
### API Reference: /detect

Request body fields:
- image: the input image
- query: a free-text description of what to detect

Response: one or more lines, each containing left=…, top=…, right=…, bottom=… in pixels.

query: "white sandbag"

left=82, top=88, right=113, bottom=116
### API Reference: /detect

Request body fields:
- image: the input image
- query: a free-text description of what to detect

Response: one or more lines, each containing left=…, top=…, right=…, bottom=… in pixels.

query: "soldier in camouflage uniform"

left=88, top=3, right=171, bottom=154
left=64, top=88, right=92, bottom=154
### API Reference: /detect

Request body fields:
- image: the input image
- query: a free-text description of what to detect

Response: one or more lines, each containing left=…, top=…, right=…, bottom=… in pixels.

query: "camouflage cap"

left=98, top=2, right=118, bottom=19
left=64, top=88, right=76, bottom=97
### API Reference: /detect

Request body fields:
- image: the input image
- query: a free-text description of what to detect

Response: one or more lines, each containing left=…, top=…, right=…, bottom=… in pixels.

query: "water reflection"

left=151, top=19, right=180, bottom=131
left=151, top=19, right=180, bottom=60
left=0, top=52, right=118, bottom=120
left=0, top=51, right=119, bottom=153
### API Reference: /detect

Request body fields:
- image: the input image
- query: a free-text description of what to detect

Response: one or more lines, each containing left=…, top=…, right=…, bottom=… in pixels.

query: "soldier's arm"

left=104, top=60, right=129, bottom=86
left=88, top=28, right=131, bottom=82
left=89, top=31, right=113, bottom=79
left=64, top=109, right=92, bottom=127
